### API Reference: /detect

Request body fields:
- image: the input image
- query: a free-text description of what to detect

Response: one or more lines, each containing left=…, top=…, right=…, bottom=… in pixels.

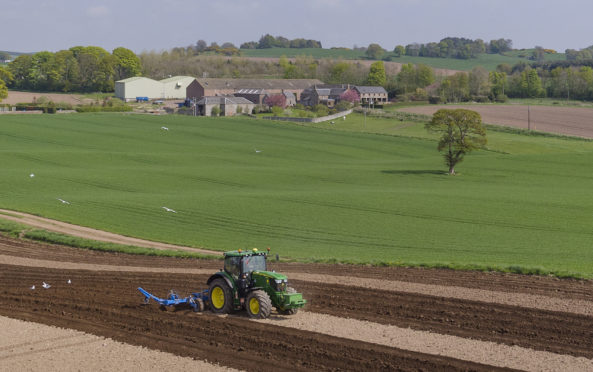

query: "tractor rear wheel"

left=277, top=287, right=299, bottom=315
left=246, top=290, right=272, bottom=319
left=208, top=279, right=233, bottom=314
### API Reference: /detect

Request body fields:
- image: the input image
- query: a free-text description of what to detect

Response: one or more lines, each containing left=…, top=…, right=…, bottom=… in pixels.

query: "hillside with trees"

left=7, top=46, right=140, bottom=93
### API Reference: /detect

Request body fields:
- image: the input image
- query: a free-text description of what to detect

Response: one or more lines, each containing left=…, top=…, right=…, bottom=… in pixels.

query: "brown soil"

left=399, top=104, right=593, bottom=138
left=0, top=316, right=236, bottom=371
left=2, top=91, right=93, bottom=105
left=2, top=234, right=593, bottom=371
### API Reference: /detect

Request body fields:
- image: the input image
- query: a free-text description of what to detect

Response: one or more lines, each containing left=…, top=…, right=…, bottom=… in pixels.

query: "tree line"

left=6, top=46, right=141, bottom=92
left=240, top=34, right=322, bottom=49
left=395, top=37, right=513, bottom=60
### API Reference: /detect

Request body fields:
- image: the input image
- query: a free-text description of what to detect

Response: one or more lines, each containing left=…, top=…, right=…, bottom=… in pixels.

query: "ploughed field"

left=399, top=104, right=593, bottom=139
left=2, top=234, right=593, bottom=371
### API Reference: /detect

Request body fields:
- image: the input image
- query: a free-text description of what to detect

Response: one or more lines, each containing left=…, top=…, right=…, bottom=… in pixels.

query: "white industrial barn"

left=160, top=76, right=195, bottom=99
left=114, top=76, right=194, bottom=101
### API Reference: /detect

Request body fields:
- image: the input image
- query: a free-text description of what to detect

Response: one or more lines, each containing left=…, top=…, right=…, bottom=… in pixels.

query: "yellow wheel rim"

left=249, top=297, right=260, bottom=314
left=211, top=287, right=225, bottom=309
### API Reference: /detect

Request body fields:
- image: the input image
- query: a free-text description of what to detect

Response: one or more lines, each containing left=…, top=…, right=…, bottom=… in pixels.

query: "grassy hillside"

left=1, top=113, right=593, bottom=277
left=241, top=48, right=565, bottom=71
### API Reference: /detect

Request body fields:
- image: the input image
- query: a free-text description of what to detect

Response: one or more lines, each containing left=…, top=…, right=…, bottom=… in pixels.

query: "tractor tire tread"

left=208, top=278, right=233, bottom=314
left=246, top=290, right=272, bottom=319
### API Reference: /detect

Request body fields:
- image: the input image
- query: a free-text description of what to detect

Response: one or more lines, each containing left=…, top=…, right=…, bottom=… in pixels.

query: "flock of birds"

left=31, top=279, right=71, bottom=290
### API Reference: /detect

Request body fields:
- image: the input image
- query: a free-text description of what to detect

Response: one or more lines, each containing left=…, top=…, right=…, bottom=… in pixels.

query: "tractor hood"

left=251, top=271, right=287, bottom=281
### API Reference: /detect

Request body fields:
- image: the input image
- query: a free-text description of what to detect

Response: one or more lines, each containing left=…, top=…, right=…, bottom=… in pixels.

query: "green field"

left=241, top=48, right=566, bottom=71
left=1, top=112, right=593, bottom=277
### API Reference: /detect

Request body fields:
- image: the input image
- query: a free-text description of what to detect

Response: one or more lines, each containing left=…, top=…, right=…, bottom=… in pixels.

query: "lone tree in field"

left=425, top=109, right=486, bottom=175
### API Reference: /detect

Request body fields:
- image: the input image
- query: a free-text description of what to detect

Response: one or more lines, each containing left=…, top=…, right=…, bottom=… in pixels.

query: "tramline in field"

left=138, top=248, right=306, bottom=318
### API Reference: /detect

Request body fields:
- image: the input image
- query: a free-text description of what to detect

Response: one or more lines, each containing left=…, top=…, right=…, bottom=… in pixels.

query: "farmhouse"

left=115, top=76, right=195, bottom=101
left=195, top=96, right=255, bottom=117
left=186, top=78, right=323, bottom=103
left=353, top=86, right=388, bottom=105
left=300, top=85, right=352, bottom=107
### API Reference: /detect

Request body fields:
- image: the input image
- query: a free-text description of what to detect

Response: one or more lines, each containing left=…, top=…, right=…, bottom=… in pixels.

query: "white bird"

left=67, top=279, right=71, bottom=284
left=57, top=198, right=70, bottom=204
left=42, top=282, right=51, bottom=289
left=30, top=285, right=35, bottom=290
left=254, top=149, right=262, bottom=153
left=30, top=173, right=35, bottom=178
left=161, top=126, right=169, bottom=131
left=162, top=206, right=177, bottom=213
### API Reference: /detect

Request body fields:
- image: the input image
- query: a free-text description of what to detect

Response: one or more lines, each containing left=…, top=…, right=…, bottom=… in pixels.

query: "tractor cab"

left=223, top=249, right=267, bottom=279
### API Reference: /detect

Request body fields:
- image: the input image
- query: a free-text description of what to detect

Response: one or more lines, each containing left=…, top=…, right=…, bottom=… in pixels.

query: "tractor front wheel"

left=246, top=290, right=272, bottom=319
left=208, top=279, right=233, bottom=314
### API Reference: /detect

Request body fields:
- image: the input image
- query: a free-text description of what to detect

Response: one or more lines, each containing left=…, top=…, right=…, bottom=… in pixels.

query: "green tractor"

left=207, top=248, right=306, bottom=319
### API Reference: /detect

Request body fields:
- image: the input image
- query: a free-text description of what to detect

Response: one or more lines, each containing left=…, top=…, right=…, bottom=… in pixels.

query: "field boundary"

left=0, top=209, right=219, bottom=256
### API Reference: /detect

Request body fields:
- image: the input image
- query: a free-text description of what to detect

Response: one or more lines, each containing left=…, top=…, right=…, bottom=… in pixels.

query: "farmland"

left=2, top=109, right=593, bottom=371
left=2, top=112, right=593, bottom=277
left=240, top=47, right=566, bottom=71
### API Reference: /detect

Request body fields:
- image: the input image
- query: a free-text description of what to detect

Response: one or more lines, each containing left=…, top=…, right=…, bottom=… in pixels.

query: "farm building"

left=195, top=96, right=255, bottom=117
left=114, top=77, right=163, bottom=102
left=186, top=78, right=323, bottom=102
left=353, top=86, right=388, bottom=105
left=300, top=85, right=348, bottom=106
left=115, top=76, right=196, bottom=101
left=160, top=76, right=195, bottom=100
left=233, top=89, right=269, bottom=105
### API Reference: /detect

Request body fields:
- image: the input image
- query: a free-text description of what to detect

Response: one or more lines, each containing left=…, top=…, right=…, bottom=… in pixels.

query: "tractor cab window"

left=224, top=256, right=241, bottom=278
left=241, top=255, right=266, bottom=273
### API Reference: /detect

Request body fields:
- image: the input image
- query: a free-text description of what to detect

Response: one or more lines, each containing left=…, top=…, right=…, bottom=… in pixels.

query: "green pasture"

left=1, top=112, right=593, bottom=277
left=241, top=48, right=565, bottom=71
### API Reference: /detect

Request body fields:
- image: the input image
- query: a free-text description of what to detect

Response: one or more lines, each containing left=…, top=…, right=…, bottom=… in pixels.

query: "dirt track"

left=400, top=104, right=593, bottom=138
left=1, top=234, right=593, bottom=371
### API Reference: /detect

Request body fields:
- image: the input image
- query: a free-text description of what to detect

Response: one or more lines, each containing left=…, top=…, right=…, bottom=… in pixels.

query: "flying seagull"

left=162, top=206, right=177, bottom=213
left=67, top=279, right=71, bottom=284
left=30, top=285, right=35, bottom=290
left=161, top=126, right=169, bottom=131
left=42, top=282, right=51, bottom=289
left=254, top=149, right=262, bottom=153
left=30, top=173, right=35, bottom=178
left=57, top=198, right=70, bottom=204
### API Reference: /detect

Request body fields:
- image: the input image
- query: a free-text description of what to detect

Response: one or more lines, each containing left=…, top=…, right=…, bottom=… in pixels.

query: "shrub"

left=428, top=96, right=441, bottom=104
left=335, top=101, right=352, bottom=112
left=265, top=94, right=287, bottom=109
left=494, top=94, right=508, bottom=103
left=412, top=88, right=428, bottom=101
left=339, top=89, right=360, bottom=103
left=211, top=106, right=220, bottom=116
left=312, top=104, right=329, bottom=116
left=271, top=106, right=283, bottom=116
left=75, top=105, right=133, bottom=113
left=46, top=101, right=56, bottom=114
left=236, top=106, right=243, bottom=114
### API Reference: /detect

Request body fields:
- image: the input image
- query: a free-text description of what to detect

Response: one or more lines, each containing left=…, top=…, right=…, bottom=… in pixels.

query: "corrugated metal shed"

left=114, top=77, right=163, bottom=101
left=160, top=76, right=195, bottom=99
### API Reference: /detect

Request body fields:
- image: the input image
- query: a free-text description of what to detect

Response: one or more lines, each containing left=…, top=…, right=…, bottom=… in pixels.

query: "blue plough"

left=138, top=287, right=209, bottom=312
